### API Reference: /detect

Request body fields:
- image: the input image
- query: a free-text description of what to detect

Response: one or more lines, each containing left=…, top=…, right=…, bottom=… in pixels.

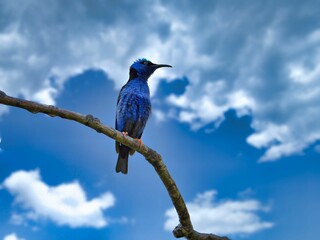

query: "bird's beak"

left=153, top=63, right=172, bottom=69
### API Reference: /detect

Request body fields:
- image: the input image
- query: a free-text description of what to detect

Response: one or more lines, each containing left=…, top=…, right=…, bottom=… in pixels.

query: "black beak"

left=154, top=63, right=172, bottom=69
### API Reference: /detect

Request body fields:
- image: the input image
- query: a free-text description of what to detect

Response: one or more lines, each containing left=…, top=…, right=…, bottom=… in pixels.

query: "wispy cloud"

left=2, top=169, right=115, bottom=228
left=164, top=190, right=273, bottom=236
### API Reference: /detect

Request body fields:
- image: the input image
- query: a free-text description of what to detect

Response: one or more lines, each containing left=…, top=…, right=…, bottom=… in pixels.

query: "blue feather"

left=134, top=58, right=150, bottom=64
left=115, top=58, right=171, bottom=174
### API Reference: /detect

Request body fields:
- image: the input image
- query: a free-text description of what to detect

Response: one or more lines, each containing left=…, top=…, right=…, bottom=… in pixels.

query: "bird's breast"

left=118, top=83, right=151, bottom=119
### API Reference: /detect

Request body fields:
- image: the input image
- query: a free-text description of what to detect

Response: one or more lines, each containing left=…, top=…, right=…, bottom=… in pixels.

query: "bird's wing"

left=115, top=84, right=127, bottom=153
left=117, top=83, right=127, bottom=105
left=129, top=120, right=145, bottom=138
left=127, top=119, right=145, bottom=156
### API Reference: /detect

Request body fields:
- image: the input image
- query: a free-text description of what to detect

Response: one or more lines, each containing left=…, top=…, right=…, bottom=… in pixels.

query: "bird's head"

left=129, top=58, right=172, bottom=80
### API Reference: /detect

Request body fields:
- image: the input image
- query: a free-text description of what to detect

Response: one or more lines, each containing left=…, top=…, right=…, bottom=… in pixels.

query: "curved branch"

left=0, top=90, right=229, bottom=240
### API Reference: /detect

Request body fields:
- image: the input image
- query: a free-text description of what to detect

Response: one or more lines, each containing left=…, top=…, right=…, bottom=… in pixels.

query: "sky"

left=0, top=0, right=320, bottom=239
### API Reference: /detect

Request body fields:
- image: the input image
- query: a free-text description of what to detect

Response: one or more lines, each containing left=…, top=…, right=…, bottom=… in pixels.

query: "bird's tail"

left=116, top=145, right=130, bottom=174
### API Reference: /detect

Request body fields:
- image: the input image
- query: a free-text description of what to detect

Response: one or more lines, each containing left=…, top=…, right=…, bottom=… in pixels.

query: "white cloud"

left=32, top=85, right=58, bottom=106
left=152, top=109, right=166, bottom=123
left=247, top=123, right=290, bottom=149
left=0, top=0, right=178, bottom=107
left=160, top=2, right=320, bottom=161
left=167, top=89, right=255, bottom=130
left=1, top=0, right=320, bottom=161
left=164, top=190, right=273, bottom=236
left=3, top=233, right=24, bottom=240
left=2, top=169, right=115, bottom=228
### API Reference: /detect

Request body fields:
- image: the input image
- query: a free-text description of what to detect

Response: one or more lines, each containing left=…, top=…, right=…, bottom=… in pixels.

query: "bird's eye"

left=142, top=61, right=149, bottom=65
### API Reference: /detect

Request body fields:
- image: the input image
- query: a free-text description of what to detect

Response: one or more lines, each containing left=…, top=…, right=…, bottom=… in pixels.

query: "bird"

left=115, top=58, right=172, bottom=174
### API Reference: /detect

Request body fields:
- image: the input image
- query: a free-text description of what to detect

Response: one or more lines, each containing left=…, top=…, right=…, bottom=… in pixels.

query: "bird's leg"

left=121, top=131, right=128, bottom=136
left=121, top=132, right=142, bottom=147
left=135, top=138, right=143, bottom=148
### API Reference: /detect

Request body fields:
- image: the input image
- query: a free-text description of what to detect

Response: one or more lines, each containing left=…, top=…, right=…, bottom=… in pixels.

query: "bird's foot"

left=135, top=138, right=143, bottom=148
left=121, top=132, right=128, bottom=137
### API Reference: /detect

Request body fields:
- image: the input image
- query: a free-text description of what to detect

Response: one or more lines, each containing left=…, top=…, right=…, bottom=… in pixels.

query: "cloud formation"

left=161, top=0, right=320, bottom=161
left=1, top=0, right=320, bottom=161
left=0, top=0, right=174, bottom=105
left=3, top=233, right=24, bottom=240
left=2, top=169, right=115, bottom=228
left=164, top=190, right=273, bottom=236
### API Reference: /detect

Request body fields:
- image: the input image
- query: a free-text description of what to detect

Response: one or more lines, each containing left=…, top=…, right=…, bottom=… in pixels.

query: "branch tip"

left=0, top=90, right=6, bottom=98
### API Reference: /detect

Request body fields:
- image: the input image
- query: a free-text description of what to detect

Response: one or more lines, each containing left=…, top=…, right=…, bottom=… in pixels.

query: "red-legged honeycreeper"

left=115, top=58, right=172, bottom=174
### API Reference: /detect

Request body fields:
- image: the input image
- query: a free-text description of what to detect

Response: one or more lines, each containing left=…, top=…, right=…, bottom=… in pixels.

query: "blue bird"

left=115, top=58, right=172, bottom=174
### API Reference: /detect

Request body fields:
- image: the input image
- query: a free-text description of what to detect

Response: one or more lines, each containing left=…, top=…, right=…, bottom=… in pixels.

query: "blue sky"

left=0, top=0, right=320, bottom=239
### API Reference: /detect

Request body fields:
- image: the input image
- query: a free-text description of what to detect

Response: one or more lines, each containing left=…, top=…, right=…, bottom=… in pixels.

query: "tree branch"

left=0, top=90, right=229, bottom=240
